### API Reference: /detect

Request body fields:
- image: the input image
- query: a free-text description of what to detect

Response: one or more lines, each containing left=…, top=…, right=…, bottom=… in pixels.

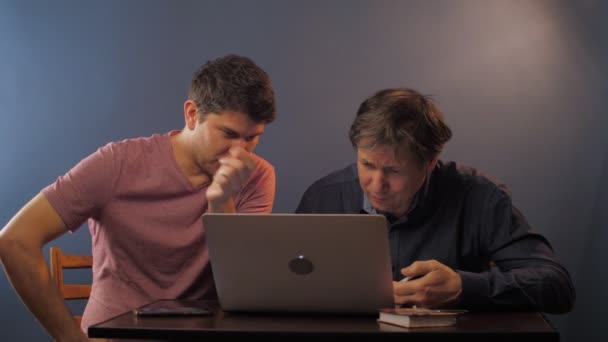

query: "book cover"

left=377, top=307, right=467, bottom=328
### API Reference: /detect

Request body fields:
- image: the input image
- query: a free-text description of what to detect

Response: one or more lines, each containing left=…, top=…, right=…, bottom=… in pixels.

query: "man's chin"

left=370, top=202, right=400, bottom=216
left=199, top=162, right=219, bottom=178
left=371, top=202, right=390, bottom=213
left=210, top=159, right=222, bottom=170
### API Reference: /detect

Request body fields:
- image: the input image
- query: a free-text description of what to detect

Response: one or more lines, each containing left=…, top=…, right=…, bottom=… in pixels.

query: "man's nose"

left=231, top=138, right=248, bottom=148
left=370, top=171, right=388, bottom=192
left=231, top=138, right=253, bottom=152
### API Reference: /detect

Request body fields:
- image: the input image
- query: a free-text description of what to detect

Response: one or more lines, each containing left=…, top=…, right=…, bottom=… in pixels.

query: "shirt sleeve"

left=457, top=187, right=575, bottom=313
left=234, top=156, right=275, bottom=213
left=41, top=143, right=118, bottom=231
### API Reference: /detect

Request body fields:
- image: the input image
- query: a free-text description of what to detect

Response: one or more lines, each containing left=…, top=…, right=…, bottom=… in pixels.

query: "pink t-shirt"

left=42, top=132, right=275, bottom=332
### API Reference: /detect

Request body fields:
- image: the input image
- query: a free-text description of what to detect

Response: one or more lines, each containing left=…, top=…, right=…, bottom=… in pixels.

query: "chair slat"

left=61, top=284, right=92, bottom=300
left=61, top=254, right=93, bottom=269
left=49, top=246, right=92, bottom=341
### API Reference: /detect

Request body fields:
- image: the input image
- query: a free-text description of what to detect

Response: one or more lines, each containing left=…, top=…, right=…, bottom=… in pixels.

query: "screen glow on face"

left=357, top=145, right=427, bottom=217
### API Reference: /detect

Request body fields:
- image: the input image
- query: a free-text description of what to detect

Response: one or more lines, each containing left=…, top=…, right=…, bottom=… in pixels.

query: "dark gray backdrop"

left=1, top=1, right=606, bottom=341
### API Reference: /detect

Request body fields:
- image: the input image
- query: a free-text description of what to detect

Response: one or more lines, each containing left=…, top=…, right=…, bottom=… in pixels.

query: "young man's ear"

left=183, top=100, right=199, bottom=130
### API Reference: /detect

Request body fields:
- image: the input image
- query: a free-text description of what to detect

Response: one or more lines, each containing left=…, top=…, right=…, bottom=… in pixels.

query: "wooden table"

left=88, top=300, right=558, bottom=341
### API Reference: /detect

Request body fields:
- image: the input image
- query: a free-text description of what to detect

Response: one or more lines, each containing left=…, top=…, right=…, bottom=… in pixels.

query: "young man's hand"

left=206, top=146, right=255, bottom=212
left=393, top=259, right=462, bottom=308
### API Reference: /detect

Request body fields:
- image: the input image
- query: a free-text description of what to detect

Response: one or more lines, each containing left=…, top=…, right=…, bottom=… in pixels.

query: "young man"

left=296, top=88, right=575, bottom=313
left=0, top=54, right=277, bottom=341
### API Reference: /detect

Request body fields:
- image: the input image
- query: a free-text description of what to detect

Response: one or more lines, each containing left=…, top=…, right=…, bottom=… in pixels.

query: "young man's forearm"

left=0, top=240, right=88, bottom=342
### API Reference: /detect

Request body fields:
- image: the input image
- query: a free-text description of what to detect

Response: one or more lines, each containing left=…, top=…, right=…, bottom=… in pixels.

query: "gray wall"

left=1, top=0, right=606, bottom=340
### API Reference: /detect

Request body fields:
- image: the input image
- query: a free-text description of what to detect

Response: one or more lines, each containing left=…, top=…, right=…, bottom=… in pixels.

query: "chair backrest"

left=49, top=246, right=93, bottom=325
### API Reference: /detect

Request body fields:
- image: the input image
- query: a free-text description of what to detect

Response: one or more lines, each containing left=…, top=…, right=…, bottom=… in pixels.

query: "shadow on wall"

left=564, top=151, right=608, bottom=341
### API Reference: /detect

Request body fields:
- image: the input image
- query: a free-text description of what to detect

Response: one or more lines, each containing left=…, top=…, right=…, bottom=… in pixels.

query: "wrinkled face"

left=357, top=144, right=431, bottom=218
left=191, top=110, right=265, bottom=176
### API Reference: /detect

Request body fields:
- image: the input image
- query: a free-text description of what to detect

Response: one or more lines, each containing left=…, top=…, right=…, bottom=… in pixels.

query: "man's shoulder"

left=83, top=133, right=171, bottom=176
left=102, top=133, right=167, bottom=155
left=296, top=164, right=361, bottom=213
left=437, top=160, right=510, bottom=198
left=247, top=153, right=276, bottom=185
left=89, top=134, right=170, bottom=170
left=250, top=153, right=274, bottom=173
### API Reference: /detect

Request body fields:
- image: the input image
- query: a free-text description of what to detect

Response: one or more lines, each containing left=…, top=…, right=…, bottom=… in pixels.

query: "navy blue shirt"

left=296, top=161, right=575, bottom=313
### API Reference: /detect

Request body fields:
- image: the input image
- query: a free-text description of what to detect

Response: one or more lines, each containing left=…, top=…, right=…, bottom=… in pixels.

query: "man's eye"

left=245, top=136, right=256, bottom=142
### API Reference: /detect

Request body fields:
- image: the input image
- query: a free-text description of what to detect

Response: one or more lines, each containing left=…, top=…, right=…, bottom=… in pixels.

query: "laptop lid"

left=203, top=213, right=394, bottom=314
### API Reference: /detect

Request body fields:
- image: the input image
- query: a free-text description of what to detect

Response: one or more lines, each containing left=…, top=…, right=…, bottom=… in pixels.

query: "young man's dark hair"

left=349, top=88, right=452, bottom=164
left=189, top=54, right=276, bottom=124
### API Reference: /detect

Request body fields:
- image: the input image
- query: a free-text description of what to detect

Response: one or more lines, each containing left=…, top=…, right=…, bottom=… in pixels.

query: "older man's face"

left=357, top=144, right=430, bottom=218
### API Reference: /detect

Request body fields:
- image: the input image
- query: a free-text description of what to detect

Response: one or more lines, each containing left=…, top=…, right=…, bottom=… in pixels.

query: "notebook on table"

left=203, top=213, right=394, bottom=315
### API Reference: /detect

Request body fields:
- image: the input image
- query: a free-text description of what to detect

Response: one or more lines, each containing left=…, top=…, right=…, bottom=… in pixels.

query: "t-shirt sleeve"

left=235, top=156, right=276, bottom=213
left=41, top=143, right=118, bottom=231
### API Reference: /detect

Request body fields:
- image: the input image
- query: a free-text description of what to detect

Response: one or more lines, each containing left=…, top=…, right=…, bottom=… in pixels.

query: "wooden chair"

left=49, top=247, right=93, bottom=326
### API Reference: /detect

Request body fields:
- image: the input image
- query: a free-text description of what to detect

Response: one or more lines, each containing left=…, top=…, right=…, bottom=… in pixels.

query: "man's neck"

left=170, top=131, right=212, bottom=188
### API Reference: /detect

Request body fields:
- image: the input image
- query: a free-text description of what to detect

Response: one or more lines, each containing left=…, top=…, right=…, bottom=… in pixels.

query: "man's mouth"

left=370, top=194, right=388, bottom=202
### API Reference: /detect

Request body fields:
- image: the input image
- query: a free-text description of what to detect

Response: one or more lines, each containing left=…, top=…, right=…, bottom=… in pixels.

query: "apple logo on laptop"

left=288, top=255, right=314, bottom=275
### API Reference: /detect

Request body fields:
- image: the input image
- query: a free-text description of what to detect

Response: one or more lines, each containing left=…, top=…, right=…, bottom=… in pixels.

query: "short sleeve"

left=42, top=143, right=118, bottom=231
left=234, top=155, right=275, bottom=213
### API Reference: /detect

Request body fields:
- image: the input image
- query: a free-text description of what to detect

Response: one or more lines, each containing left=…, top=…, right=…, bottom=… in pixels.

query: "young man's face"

left=191, top=109, right=265, bottom=177
left=357, top=144, right=432, bottom=218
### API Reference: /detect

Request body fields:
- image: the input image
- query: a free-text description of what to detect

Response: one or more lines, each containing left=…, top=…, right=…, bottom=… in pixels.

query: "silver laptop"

left=203, top=213, right=394, bottom=314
